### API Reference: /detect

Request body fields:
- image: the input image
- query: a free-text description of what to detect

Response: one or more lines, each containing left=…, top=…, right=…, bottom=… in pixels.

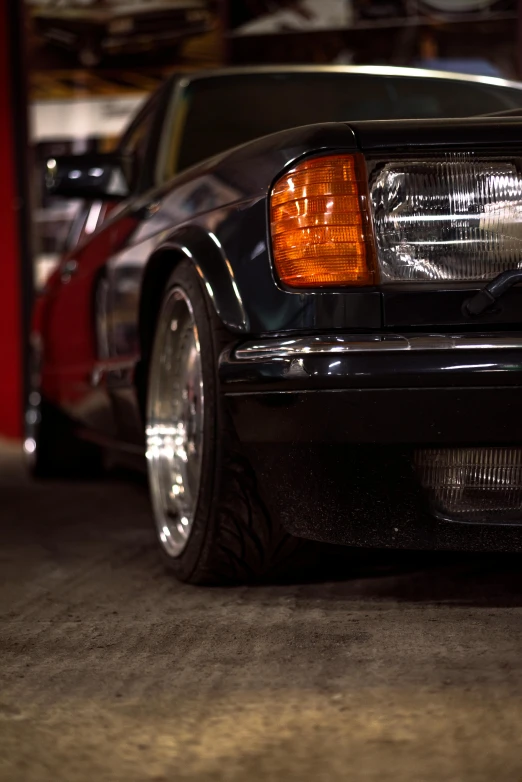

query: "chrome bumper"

left=234, top=333, right=522, bottom=361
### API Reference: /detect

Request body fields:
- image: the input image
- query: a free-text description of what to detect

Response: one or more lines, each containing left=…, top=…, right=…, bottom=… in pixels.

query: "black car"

left=29, top=65, right=522, bottom=583
left=31, top=0, right=212, bottom=67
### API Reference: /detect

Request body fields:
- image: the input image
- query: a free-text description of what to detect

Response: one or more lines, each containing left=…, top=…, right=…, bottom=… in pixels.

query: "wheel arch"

left=136, top=225, right=249, bottom=416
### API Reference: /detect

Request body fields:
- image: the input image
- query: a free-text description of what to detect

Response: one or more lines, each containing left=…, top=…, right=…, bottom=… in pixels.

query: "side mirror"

left=44, top=153, right=130, bottom=201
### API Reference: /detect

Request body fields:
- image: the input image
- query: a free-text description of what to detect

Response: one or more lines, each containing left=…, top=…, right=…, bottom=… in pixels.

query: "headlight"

left=370, top=157, right=522, bottom=282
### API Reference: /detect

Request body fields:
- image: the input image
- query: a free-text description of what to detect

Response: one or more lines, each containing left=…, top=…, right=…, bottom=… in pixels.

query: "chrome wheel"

left=146, top=286, right=205, bottom=557
left=24, top=335, right=43, bottom=471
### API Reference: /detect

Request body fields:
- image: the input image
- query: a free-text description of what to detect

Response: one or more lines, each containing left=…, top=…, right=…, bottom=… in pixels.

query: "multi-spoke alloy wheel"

left=146, top=286, right=204, bottom=557
left=144, top=261, right=300, bottom=584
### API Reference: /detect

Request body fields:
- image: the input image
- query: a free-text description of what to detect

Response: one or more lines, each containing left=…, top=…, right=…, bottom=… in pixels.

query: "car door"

left=41, top=88, right=167, bottom=437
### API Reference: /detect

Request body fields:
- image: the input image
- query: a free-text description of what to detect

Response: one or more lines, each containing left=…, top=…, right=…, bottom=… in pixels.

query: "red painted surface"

left=0, top=0, right=23, bottom=438
left=41, top=213, right=139, bottom=407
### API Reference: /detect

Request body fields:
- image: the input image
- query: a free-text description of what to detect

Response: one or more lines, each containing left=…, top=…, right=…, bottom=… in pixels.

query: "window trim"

left=155, top=76, right=190, bottom=186
left=117, top=78, right=174, bottom=196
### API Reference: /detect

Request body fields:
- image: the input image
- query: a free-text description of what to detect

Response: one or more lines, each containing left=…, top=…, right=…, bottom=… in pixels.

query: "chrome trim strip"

left=234, top=334, right=522, bottom=360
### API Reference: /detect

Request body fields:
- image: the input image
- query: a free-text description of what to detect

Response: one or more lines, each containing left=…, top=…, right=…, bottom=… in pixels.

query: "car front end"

left=220, top=116, right=522, bottom=553
left=102, top=2, right=212, bottom=55
left=33, top=1, right=211, bottom=59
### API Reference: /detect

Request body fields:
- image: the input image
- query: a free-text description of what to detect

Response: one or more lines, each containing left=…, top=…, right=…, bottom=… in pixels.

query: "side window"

left=118, top=89, right=163, bottom=193
left=119, top=111, right=155, bottom=193
left=156, top=81, right=188, bottom=183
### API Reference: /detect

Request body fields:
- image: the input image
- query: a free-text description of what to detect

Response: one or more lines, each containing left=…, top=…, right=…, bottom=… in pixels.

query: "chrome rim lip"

left=23, top=394, right=41, bottom=469
left=146, top=286, right=205, bottom=558
left=24, top=336, right=44, bottom=469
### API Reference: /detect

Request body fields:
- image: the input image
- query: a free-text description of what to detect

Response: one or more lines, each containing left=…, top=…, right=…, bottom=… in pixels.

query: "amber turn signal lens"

left=270, top=154, right=376, bottom=288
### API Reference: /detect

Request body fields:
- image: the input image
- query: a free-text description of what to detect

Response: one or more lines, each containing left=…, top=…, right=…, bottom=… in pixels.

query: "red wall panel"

left=0, top=0, right=23, bottom=438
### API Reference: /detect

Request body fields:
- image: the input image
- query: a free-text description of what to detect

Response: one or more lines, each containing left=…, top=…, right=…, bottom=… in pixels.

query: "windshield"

left=175, top=71, right=522, bottom=172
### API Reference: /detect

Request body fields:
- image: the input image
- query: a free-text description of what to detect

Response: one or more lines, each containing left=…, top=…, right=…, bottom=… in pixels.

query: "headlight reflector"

left=370, top=157, right=522, bottom=282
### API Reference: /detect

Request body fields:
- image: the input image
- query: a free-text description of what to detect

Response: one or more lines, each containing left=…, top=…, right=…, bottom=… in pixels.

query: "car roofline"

left=174, top=64, right=522, bottom=93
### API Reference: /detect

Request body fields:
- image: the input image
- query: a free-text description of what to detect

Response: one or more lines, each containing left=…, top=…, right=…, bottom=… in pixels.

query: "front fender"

left=167, top=224, right=249, bottom=332
left=140, top=222, right=249, bottom=359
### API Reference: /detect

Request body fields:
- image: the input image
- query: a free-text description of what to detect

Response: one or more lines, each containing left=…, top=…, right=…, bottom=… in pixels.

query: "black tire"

left=27, top=397, right=104, bottom=481
left=146, top=259, right=303, bottom=585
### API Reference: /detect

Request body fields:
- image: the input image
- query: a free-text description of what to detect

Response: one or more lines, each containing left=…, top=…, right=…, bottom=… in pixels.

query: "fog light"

left=415, top=447, right=522, bottom=523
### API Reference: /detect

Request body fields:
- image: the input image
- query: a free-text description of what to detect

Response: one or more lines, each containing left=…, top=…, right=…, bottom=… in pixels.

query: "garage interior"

left=4, top=441, right=522, bottom=781
left=2, top=2, right=522, bottom=781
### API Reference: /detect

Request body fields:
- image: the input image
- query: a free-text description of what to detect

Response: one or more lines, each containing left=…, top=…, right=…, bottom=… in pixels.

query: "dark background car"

left=30, top=0, right=212, bottom=67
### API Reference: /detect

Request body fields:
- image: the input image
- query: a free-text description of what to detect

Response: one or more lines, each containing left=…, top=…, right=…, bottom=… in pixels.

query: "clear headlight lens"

left=370, top=157, right=522, bottom=282
left=415, top=447, right=522, bottom=523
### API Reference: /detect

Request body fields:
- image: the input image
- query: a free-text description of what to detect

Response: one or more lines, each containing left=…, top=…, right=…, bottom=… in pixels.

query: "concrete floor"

left=2, top=442, right=522, bottom=782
